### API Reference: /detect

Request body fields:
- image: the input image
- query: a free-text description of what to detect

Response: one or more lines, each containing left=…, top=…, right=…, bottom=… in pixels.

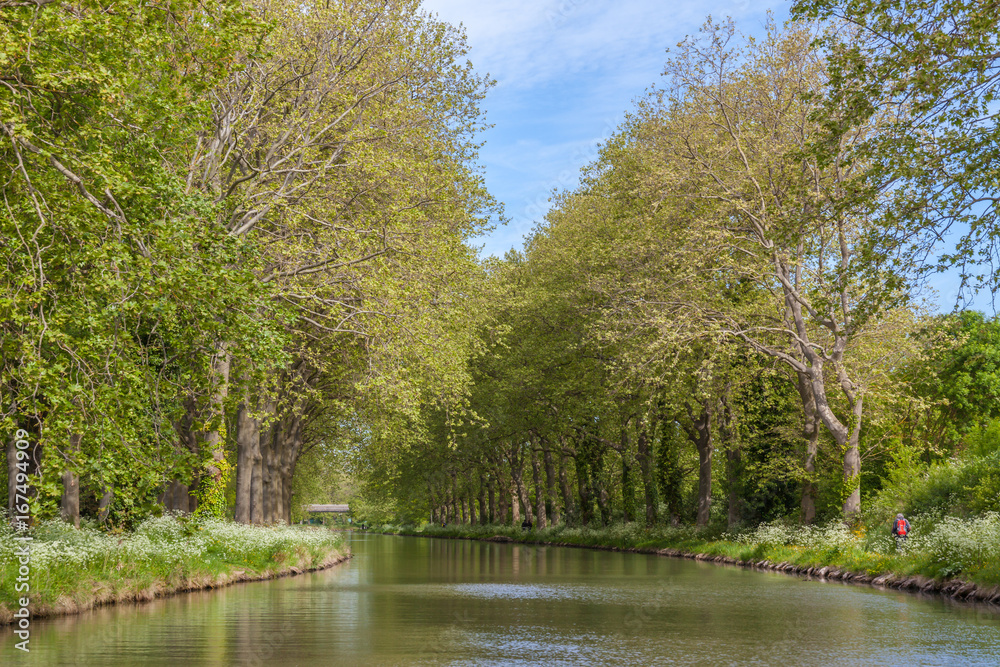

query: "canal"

left=4, top=532, right=1000, bottom=665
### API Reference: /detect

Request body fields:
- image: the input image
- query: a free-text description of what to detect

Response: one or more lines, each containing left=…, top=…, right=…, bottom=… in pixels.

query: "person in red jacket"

left=892, top=513, right=911, bottom=548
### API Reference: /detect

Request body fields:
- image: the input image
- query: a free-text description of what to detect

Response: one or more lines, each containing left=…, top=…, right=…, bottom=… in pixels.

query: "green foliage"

left=792, top=0, right=1000, bottom=296
left=868, top=428, right=1000, bottom=522
left=897, top=312, right=1000, bottom=458
left=193, top=457, right=234, bottom=521
left=962, top=416, right=1000, bottom=459
left=656, top=422, right=692, bottom=522
left=2, top=0, right=497, bottom=528
left=0, top=0, right=280, bottom=520
left=731, top=368, right=803, bottom=524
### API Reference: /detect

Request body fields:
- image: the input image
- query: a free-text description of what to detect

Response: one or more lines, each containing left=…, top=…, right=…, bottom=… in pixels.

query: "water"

left=3, top=533, right=1000, bottom=665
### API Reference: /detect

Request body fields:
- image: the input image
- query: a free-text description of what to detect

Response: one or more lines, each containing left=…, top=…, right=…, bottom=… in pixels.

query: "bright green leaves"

left=792, top=0, right=1000, bottom=297
left=1, top=0, right=274, bottom=524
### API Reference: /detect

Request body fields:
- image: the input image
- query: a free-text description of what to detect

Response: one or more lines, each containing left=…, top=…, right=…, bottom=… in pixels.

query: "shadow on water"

left=4, top=532, right=1000, bottom=666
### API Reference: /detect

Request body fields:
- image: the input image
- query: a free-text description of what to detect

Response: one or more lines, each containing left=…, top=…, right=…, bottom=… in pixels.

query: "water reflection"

left=3, top=532, right=1000, bottom=665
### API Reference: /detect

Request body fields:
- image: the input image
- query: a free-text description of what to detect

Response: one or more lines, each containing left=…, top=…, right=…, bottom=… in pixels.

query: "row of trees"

left=348, top=4, right=1000, bottom=528
left=2, top=0, right=495, bottom=526
left=4, top=0, right=999, bottom=531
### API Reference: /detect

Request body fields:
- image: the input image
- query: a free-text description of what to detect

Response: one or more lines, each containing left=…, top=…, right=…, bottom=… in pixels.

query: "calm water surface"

left=3, top=532, right=1000, bottom=665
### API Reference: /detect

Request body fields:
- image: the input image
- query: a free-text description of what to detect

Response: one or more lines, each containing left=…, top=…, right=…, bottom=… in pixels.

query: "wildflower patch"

left=0, top=514, right=347, bottom=625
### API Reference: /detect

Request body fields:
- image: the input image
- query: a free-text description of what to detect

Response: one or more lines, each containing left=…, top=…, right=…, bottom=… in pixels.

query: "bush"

left=868, top=442, right=1000, bottom=521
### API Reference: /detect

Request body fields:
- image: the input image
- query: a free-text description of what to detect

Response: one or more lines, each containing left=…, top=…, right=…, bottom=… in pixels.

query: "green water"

left=3, top=532, right=1000, bottom=665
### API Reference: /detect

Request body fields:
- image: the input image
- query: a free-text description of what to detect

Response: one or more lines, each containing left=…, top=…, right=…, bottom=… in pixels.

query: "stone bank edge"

left=376, top=528, right=1000, bottom=608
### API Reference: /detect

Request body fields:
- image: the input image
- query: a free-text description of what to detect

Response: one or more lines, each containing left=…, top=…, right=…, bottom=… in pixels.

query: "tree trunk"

left=478, top=472, right=488, bottom=525
left=250, top=440, right=264, bottom=524
left=685, top=400, right=713, bottom=527
left=509, top=443, right=532, bottom=521
left=658, top=425, right=684, bottom=525
left=720, top=392, right=740, bottom=530
left=203, top=345, right=232, bottom=482
left=620, top=444, right=636, bottom=523
left=543, top=446, right=559, bottom=526
left=488, top=476, right=496, bottom=523
left=449, top=472, right=459, bottom=523
left=588, top=443, right=611, bottom=526
left=843, top=425, right=862, bottom=517
left=575, top=455, right=592, bottom=525
left=282, top=471, right=293, bottom=525
left=806, top=356, right=864, bottom=519
left=59, top=432, right=81, bottom=527
left=276, top=410, right=303, bottom=525
left=235, top=398, right=260, bottom=524
left=796, top=373, right=820, bottom=524
left=167, top=481, right=190, bottom=513
left=168, top=396, right=198, bottom=513
left=97, top=485, right=113, bottom=524
left=595, top=477, right=611, bottom=526
left=636, top=425, right=658, bottom=525
left=559, top=452, right=574, bottom=525
left=270, top=468, right=283, bottom=524
left=250, top=400, right=273, bottom=524
left=531, top=446, right=546, bottom=529
left=262, top=418, right=279, bottom=523
left=497, top=477, right=508, bottom=525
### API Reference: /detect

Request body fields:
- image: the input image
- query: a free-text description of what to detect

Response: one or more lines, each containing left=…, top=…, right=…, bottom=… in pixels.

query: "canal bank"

left=370, top=521, right=1000, bottom=608
left=5, top=532, right=1000, bottom=666
left=0, top=515, right=349, bottom=625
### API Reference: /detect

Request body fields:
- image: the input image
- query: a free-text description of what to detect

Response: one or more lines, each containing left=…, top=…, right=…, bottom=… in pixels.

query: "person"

left=892, top=513, right=910, bottom=548
left=521, top=518, right=533, bottom=531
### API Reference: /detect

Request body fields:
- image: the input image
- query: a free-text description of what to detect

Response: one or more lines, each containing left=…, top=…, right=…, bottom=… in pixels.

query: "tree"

left=1, top=0, right=271, bottom=524
left=627, top=18, right=917, bottom=518
left=793, top=0, right=1000, bottom=300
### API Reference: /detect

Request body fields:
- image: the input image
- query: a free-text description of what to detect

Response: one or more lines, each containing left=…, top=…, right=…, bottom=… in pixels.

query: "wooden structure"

left=304, top=504, right=351, bottom=513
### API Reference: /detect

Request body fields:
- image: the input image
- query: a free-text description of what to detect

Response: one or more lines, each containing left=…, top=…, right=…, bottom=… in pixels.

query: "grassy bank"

left=371, top=514, right=1000, bottom=600
left=0, top=514, right=348, bottom=624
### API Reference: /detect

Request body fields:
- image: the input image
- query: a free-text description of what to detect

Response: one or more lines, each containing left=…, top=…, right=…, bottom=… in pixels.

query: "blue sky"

left=423, top=0, right=993, bottom=313
left=422, top=0, right=787, bottom=253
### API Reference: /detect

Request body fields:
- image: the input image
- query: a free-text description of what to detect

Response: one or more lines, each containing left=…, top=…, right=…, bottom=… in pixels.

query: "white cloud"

left=421, top=0, right=788, bottom=257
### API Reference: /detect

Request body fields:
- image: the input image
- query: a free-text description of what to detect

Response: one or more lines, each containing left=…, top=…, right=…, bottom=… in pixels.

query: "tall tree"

left=793, top=0, right=1000, bottom=300
left=630, top=19, right=915, bottom=517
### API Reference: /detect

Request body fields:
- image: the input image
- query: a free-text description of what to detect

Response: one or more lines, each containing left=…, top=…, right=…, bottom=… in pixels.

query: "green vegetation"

left=2, top=0, right=494, bottom=528
left=0, top=514, right=346, bottom=623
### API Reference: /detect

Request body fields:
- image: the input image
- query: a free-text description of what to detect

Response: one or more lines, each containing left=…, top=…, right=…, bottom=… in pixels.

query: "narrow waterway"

left=4, top=532, right=1000, bottom=665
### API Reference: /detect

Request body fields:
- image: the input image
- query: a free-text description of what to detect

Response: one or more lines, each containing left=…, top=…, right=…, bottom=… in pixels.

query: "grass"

left=0, top=513, right=348, bottom=624
left=370, top=512, right=1000, bottom=589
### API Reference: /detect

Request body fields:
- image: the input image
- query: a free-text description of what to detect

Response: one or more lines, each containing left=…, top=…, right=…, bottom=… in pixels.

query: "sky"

left=421, top=0, right=993, bottom=313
